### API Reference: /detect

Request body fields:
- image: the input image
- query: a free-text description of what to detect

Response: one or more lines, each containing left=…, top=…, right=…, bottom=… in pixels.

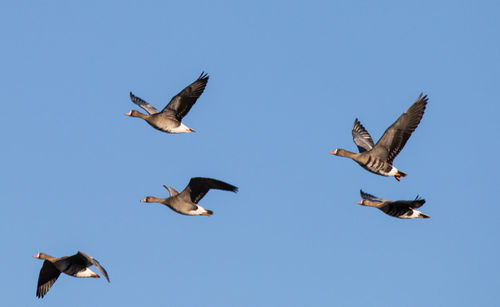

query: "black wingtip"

left=417, top=92, right=428, bottom=104
left=198, top=71, right=209, bottom=81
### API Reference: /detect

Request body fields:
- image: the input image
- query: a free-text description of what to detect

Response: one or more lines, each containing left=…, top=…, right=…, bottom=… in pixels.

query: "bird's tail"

left=418, top=213, right=430, bottom=219
left=202, top=210, right=213, bottom=216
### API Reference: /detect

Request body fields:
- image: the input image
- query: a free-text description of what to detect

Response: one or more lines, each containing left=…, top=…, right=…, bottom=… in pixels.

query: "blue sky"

left=2, top=0, right=499, bottom=306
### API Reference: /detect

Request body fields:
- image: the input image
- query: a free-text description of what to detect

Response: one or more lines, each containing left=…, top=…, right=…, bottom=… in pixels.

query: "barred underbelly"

left=357, top=157, right=395, bottom=176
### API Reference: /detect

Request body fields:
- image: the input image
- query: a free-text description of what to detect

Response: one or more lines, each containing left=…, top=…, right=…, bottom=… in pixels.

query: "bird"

left=33, top=251, right=110, bottom=298
left=330, top=93, right=428, bottom=181
left=126, top=72, right=209, bottom=133
left=357, top=190, right=430, bottom=219
left=141, top=177, right=238, bottom=216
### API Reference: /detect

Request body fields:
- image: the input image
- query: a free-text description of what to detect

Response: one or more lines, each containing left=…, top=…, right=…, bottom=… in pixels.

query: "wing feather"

left=162, top=72, right=209, bottom=120
left=372, top=94, right=428, bottom=163
left=36, top=261, right=61, bottom=298
left=352, top=118, right=375, bottom=153
left=180, top=177, right=238, bottom=204
left=130, top=92, right=159, bottom=114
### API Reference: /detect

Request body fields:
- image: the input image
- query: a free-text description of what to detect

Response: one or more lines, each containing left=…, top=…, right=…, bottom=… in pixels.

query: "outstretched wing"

left=352, top=118, right=375, bottom=153
left=372, top=94, right=428, bottom=164
left=410, top=196, right=426, bottom=208
left=130, top=92, right=159, bottom=114
left=162, top=72, right=209, bottom=120
left=76, top=251, right=110, bottom=282
left=180, top=177, right=238, bottom=204
left=360, top=190, right=384, bottom=203
left=36, top=261, right=61, bottom=298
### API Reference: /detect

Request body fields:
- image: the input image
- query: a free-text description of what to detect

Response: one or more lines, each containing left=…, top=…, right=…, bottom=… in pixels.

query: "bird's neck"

left=39, top=253, right=57, bottom=262
left=336, top=149, right=358, bottom=159
left=148, top=197, right=168, bottom=204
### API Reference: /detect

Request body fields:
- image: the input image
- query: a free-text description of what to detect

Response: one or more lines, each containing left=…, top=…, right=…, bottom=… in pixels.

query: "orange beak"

left=330, top=150, right=337, bottom=155
left=124, top=111, right=132, bottom=116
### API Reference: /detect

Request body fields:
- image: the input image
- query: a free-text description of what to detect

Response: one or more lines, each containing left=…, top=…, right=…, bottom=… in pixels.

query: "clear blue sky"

left=2, top=1, right=499, bottom=306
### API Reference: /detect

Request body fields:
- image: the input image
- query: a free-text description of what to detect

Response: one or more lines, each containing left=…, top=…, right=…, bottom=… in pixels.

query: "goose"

left=357, top=190, right=430, bottom=219
left=141, top=177, right=238, bottom=216
left=126, top=72, right=209, bottom=133
left=33, top=251, right=110, bottom=298
left=330, top=93, right=428, bottom=181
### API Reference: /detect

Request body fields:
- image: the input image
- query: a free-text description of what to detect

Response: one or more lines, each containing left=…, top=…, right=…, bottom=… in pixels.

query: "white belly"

left=75, top=268, right=98, bottom=278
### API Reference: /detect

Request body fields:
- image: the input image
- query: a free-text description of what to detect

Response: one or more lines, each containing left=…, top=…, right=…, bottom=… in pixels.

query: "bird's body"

left=33, top=251, right=110, bottom=298
left=357, top=190, right=430, bottom=219
left=126, top=72, right=209, bottom=133
left=141, top=177, right=238, bottom=216
left=331, top=94, right=428, bottom=181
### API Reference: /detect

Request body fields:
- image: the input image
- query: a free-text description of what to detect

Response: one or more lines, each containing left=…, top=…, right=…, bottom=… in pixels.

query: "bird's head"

left=141, top=196, right=154, bottom=203
left=124, top=110, right=139, bottom=117
left=33, top=252, right=47, bottom=259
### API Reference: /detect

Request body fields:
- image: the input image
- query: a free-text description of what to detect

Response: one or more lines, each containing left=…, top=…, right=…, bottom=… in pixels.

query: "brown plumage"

left=330, top=93, right=428, bottom=181
left=357, top=190, right=430, bottom=219
left=126, top=72, right=209, bottom=133
left=34, top=251, right=110, bottom=298
left=141, top=177, right=238, bottom=216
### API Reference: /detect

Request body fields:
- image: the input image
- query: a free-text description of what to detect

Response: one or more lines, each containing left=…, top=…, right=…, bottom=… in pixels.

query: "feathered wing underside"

left=162, top=72, right=209, bottom=121
left=352, top=119, right=375, bottom=153
left=180, top=177, right=238, bottom=204
left=36, top=261, right=61, bottom=298
left=360, top=190, right=384, bottom=203
left=372, top=94, right=428, bottom=164
left=380, top=203, right=414, bottom=217
left=75, top=251, right=110, bottom=282
left=129, top=92, right=159, bottom=114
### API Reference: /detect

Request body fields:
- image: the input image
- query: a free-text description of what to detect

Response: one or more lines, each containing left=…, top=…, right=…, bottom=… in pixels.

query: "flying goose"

left=357, top=190, right=430, bottom=219
left=33, top=251, right=110, bottom=298
left=141, top=177, right=238, bottom=216
left=126, top=72, right=209, bottom=133
left=330, top=93, right=428, bottom=181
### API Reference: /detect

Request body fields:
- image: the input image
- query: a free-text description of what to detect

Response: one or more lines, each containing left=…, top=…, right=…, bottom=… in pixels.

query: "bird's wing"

left=352, top=118, right=375, bottom=153
left=36, top=261, right=61, bottom=298
left=410, top=195, right=426, bottom=208
left=163, top=185, right=180, bottom=197
left=129, top=92, right=159, bottom=114
left=75, top=251, right=110, bottom=282
left=180, top=177, right=238, bottom=204
left=371, top=94, right=428, bottom=164
left=161, top=72, right=209, bottom=121
left=380, top=202, right=414, bottom=217
left=359, top=190, right=384, bottom=203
